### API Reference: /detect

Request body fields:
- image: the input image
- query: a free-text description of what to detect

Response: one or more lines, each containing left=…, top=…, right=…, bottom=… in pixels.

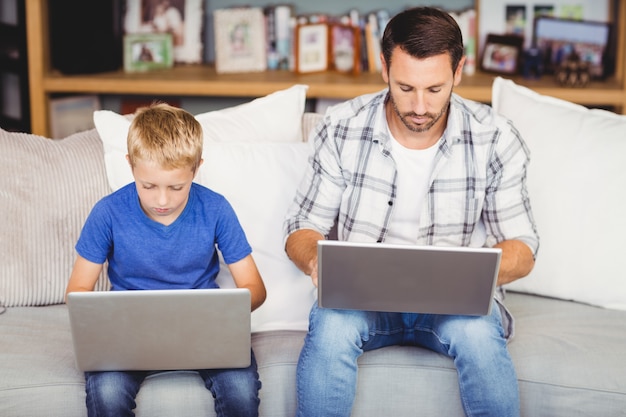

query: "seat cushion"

left=505, top=291, right=626, bottom=416
left=1, top=293, right=625, bottom=416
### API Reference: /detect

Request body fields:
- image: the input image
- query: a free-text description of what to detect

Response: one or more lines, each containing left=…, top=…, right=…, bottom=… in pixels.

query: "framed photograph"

left=123, top=0, right=204, bottom=64
left=480, top=34, right=523, bottom=75
left=49, top=95, right=101, bottom=139
left=295, top=23, right=329, bottom=74
left=124, top=33, right=174, bottom=72
left=330, top=23, right=360, bottom=75
left=478, top=0, right=610, bottom=55
left=213, top=7, right=267, bottom=74
left=505, top=5, right=526, bottom=36
left=533, top=16, right=612, bottom=79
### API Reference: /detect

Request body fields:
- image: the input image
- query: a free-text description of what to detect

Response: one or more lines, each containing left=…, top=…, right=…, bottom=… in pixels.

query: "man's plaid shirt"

left=285, top=89, right=539, bottom=258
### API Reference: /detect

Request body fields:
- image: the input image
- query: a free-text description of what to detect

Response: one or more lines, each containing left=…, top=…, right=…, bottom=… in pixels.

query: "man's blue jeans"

left=296, top=301, right=519, bottom=417
left=84, top=350, right=260, bottom=417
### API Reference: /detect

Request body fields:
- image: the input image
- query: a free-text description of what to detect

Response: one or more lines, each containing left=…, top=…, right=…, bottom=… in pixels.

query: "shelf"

left=42, top=66, right=387, bottom=99
left=42, top=65, right=626, bottom=106
left=26, top=0, right=626, bottom=137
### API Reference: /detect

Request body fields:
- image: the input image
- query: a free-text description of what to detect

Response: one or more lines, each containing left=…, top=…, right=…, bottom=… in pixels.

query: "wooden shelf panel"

left=43, top=66, right=387, bottom=98
left=42, top=65, right=625, bottom=107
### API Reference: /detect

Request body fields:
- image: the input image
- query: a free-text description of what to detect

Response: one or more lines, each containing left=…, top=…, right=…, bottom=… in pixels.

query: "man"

left=283, top=6, right=539, bottom=417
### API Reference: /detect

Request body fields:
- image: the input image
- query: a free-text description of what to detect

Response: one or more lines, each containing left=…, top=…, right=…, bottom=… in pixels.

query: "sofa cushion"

left=2, top=293, right=625, bottom=416
left=195, top=84, right=308, bottom=143
left=200, top=141, right=317, bottom=332
left=93, top=84, right=309, bottom=191
left=0, top=128, right=111, bottom=307
left=505, top=291, right=626, bottom=416
left=492, top=77, right=626, bottom=310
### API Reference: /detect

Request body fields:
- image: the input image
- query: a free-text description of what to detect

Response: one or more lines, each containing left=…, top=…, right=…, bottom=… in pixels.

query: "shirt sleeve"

left=284, top=118, right=344, bottom=238
left=75, top=199, right=114, bottom=265
left=214, top=197, right=253, bottom=265
left=483, top=120, right=540, bottom=257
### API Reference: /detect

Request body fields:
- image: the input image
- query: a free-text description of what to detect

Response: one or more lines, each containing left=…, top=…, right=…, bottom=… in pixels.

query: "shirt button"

left=388, top=201, right=393, bottom=206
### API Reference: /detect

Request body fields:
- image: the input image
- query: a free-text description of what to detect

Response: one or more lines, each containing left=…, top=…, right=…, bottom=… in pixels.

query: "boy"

left=66, top=103, right=266, bottom=417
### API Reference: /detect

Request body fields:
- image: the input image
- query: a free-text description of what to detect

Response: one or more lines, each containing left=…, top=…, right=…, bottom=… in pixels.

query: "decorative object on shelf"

left=123, top=33, right=174, bottom=72
left=123, top=0, right=204, bottom=64
left=48, top=0, right=123, bottom=75
left=478, top=0, right=611, bottom=68
left=555, top=52, right=591, bottom=87
left=295, top=23, right=329, bottom=74
left=48, top=95, right=100, bottom=140
left=329, top=23, right=360, bottom=75
left=213, top=7, right=267, bottom=74
left=120, top=98, right=181, bottom=115
left=522, top=46, right=544, bottom=79
left=533, top=16, right=612, bottom=79
left=480, top=34, right=523, bottom=75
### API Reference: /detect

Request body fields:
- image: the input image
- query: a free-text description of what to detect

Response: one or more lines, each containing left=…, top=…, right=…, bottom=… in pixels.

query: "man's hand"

left=285, top=229, right=324, bottom=287
left=308, top=257, right=319, bottom=287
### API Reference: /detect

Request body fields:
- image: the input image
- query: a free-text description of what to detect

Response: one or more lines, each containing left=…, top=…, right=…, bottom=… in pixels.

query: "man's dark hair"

left=381, top=7, right=464, bottom=73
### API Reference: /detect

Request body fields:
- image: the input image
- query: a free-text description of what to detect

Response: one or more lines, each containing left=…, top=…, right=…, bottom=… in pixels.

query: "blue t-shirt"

left=76, top=183, right=251, bottom=291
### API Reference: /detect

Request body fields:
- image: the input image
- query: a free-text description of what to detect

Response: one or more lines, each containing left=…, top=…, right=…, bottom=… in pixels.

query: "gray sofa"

left=2, top=78, right=626, bottom=416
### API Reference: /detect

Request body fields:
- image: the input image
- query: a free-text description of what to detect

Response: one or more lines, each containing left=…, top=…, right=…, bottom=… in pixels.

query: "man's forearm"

left=494, top=240, right=535, bottom=286
left=285, top=229, right=324, bottom=276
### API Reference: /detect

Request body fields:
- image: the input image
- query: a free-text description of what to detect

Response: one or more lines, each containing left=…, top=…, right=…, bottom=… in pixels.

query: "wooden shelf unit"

left=1, top=0, right=30, bottom=132
left=26, top=0, right=626, bottom=137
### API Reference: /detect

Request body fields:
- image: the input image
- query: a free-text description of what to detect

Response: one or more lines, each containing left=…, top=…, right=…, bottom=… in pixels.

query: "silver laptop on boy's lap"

left=317, top=240, right=501, bottom=316
left=67, top=288, right=251, bottom=372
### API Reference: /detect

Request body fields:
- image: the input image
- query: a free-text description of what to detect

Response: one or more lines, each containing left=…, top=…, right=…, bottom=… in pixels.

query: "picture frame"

left=123, top=0, right=204, bottom=64
left=213, top=7, right=267, bottom=74
left=295, top=23, right=329, bottom=74
left=124, top=33, right=174, bottom=72
left=477, top=0, right=610, bottom=55
left=480, top=34, right=523, bottom=75
left=533, top=16, right=613, bottom=79
left=330, top=23, right=360, bottom=75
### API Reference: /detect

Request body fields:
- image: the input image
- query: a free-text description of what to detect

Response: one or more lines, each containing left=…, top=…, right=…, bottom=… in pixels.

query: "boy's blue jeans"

left=84, top=350, right=260, bottom=417
left=296, top=301, right=519, bottom=417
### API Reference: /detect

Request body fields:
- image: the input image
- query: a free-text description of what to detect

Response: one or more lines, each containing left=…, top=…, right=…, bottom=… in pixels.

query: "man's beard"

left=389, top=92, right=451, bottom=133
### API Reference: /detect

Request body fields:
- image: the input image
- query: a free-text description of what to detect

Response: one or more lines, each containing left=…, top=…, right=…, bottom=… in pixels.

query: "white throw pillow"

left=195, top=84, right=308, bottom=143
left=93, top=110, right=133, bottom=191
left=492, top=77, right=626, bottom=310
left=93, top=84, right=309, bottom=191
left=200, top=141, right=316, bottom=332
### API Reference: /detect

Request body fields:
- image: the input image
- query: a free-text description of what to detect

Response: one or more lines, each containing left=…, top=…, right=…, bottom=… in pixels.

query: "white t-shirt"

left=386, top=125, right=439, bottom=244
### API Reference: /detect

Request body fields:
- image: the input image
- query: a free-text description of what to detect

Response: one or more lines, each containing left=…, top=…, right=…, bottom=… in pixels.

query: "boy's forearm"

left=249, top=283, right=267, bottom=312
left=65, top=256, right=103, bottom=302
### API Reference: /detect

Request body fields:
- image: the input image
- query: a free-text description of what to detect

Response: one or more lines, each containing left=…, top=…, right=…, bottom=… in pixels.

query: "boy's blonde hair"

left=127, top=102, right=203, bottom=172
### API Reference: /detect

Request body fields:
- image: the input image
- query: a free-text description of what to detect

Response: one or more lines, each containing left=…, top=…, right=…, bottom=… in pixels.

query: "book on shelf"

left=365, top=12, right=382, bottom=73
left=208, top=5, right=475, bottom=77
left=264, top=4, right=295, bottom=71
left=450, top=8, right=477, bottom=75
